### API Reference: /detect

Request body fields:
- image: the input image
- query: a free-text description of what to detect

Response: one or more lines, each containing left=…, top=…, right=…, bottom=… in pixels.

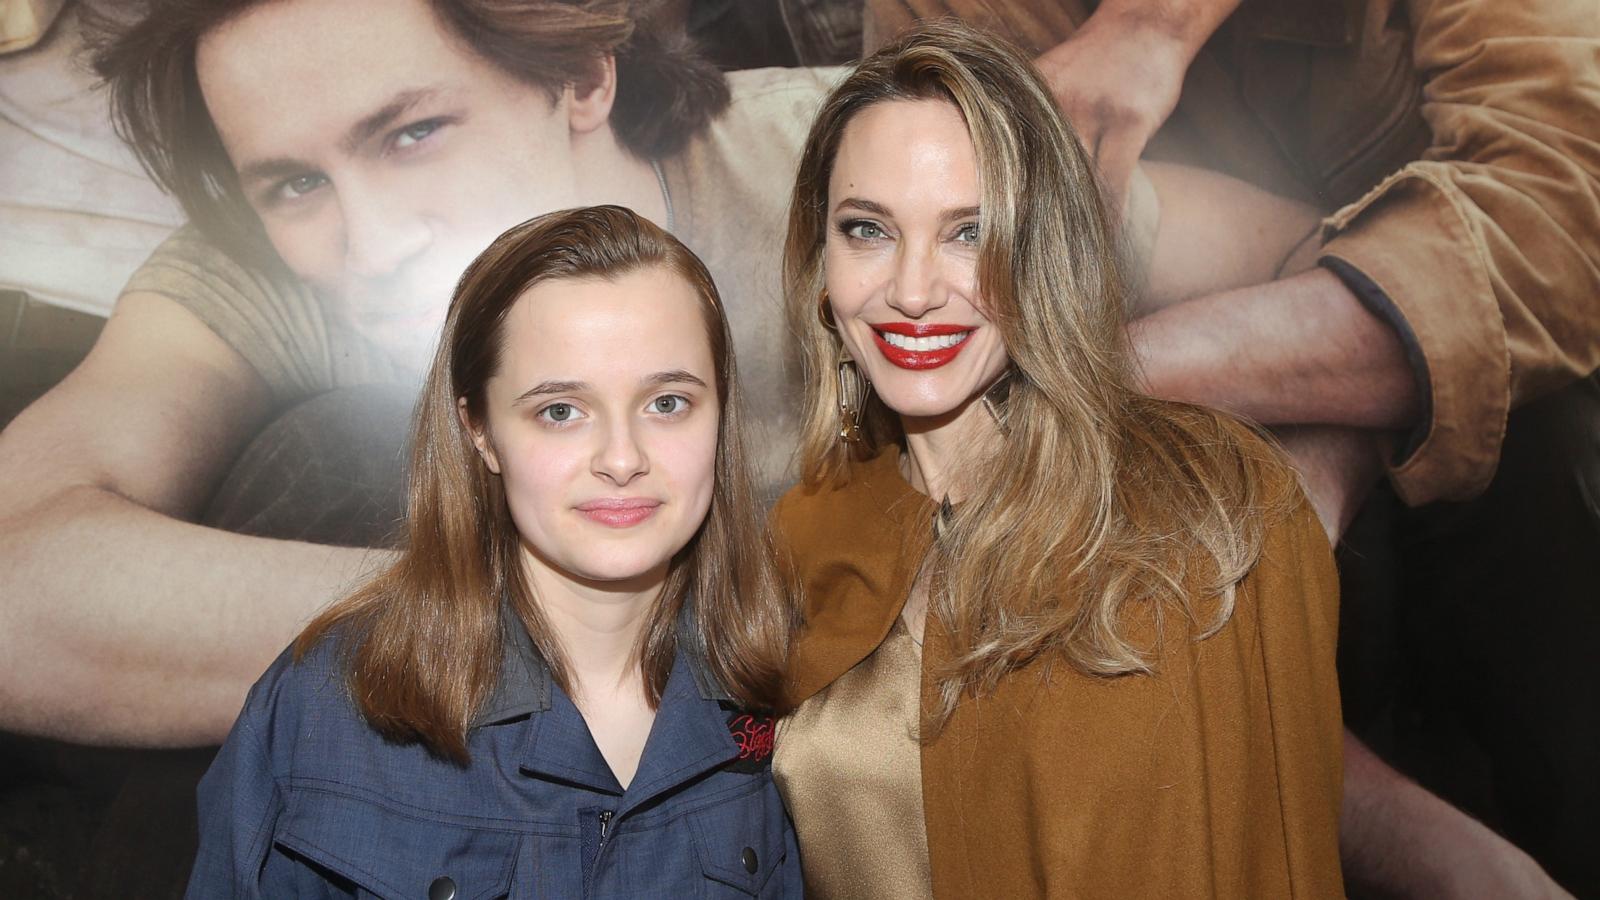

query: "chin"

left=563, top=546, right=679, bottom=587
left=869, top=382, right=970, bottom=420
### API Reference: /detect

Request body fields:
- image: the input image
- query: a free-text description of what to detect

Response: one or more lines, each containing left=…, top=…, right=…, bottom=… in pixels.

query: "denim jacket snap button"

left=741, top=846, right=758, bottom=874
left=428, top=875, right=457, bottom=900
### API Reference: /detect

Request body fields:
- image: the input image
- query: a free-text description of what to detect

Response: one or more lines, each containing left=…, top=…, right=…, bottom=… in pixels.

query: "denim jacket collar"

left=469, top=597, right=743, bottom=810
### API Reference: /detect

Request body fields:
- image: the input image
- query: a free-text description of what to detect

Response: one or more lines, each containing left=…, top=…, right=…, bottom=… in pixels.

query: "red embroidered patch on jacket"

left=725, top=714, right=775, bottom=771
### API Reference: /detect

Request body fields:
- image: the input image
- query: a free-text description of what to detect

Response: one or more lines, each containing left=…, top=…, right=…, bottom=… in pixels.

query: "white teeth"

left=878, top=330, right=971, bottom=351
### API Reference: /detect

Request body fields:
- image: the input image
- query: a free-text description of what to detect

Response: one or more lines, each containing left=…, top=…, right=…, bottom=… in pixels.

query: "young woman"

left=186, top=206, right=799, bottom=898
left=770, top=22, right=1344, bottom=898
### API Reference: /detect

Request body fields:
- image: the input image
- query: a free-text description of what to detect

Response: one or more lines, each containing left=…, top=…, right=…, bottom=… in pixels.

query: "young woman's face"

left=465, top=266, right=720, bottom=593
left=823, top=99, right=1011, bottom=424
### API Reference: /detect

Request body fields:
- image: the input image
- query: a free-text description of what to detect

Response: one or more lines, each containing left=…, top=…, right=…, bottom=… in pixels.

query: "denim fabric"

left=186, top=615, right=800, bottom=899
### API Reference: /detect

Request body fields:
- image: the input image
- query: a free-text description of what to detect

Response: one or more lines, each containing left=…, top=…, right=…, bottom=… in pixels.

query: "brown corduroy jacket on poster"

left=774, top=447, right=1345, bottom=898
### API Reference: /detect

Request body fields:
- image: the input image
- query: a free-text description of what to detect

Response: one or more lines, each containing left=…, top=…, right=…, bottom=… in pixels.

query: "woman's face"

left=823, top=99, right=1010, bottom=423
left=464, top=266, right=720, bottom=594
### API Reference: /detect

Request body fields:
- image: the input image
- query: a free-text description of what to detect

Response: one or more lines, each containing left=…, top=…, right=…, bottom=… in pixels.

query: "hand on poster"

left=1034, top=0, right=1237, bottom=206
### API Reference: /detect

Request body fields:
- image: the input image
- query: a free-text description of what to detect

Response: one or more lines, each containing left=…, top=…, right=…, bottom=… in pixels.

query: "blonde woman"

left=770, top=22, right=1343, bottom=898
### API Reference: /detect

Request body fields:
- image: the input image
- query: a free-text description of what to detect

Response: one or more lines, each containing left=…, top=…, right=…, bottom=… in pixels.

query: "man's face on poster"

left=196, top=0, right=589, bottom=370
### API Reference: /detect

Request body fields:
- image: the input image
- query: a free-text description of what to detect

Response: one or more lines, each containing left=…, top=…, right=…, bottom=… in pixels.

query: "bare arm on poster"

left=0, top=292, right=385, bottom=747
left=1131, top=165, right=1420, bottom=432
left=1130, top=268, right=1422, bottom=429
left=1035, top=0, right=1239, bottom=204
left=1131, top=166, right=1421, bottom=430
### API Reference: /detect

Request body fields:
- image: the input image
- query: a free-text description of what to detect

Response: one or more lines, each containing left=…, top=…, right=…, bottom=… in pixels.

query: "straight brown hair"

left=298, top=205, right=791, bottom=763
left=783, top=22, right=1296, bottom=729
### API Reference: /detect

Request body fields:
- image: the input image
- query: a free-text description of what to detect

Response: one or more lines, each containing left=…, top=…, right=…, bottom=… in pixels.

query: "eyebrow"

left=646, top=369, right=710, bottom=390
left=235, top=86, right=446, bottom=187
left=832, top=197, right=981, bottom=223
left=513, top=380, right=587, bottom=404
left=833, top=197, right=893, bottom=217
left=511, top=370, right=710, bottom=405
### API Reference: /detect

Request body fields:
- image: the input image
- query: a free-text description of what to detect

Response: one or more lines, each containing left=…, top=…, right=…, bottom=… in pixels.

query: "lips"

left=576, top=498, right=661, bottom=528
left=871, top=322, right=974, bottom=370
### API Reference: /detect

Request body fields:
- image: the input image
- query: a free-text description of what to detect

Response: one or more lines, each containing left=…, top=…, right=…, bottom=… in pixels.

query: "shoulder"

left=1124, top=405, right=1335, bottom=636
left=1246, top=481, right=1339, bottom=620
left=705, top=67, right=842, bottom=178
left=771, top=449, right=918, bottom=564
left=769, top=482, right=833, bottom=581
left=124, top=226, right=392, bottom=402
left=126, top=225, right=303, bottom=307
left=1209, top=421, right=1332, bottom=594
left=1197, top=446, right=1340, bottom=678
left=669, top=66, right=842, bottom=207
left=769, top=477, right=843, bottom=547
left=1185, top=415, right=1336, bottom=620
left=722, top=66, right=845, bottom=128
left=231, top=633, right=360, bottom=763
left=1139, top=401, right=1311, bottom=535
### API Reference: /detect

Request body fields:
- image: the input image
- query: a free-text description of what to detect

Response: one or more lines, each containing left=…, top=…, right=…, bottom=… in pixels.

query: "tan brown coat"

left=776, top=448, right=1345, bottom=898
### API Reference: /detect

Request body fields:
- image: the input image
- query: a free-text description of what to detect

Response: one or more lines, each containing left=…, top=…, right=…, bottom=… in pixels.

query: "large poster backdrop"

left=1, top=1, right=1596, bottom=897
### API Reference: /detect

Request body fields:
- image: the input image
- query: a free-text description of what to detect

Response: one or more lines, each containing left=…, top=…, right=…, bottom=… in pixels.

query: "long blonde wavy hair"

left=782, top=21, right=1296, bottom=727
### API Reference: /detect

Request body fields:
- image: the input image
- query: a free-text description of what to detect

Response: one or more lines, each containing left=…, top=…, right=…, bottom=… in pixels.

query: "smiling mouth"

left=576, top=498, right=661, bottom=528
left=871, top=324, right=974, bottom=370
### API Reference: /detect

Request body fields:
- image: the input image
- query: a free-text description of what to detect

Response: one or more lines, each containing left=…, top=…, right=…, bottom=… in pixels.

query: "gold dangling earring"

left=837, top=359, right=869, bottom=444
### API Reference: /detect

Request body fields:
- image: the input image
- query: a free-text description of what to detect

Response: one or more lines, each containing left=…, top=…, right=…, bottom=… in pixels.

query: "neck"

left=899, top=396, right=1003, bottom=502
left=521, top=549, right=667, bottom=701
left=571, top=127, right=670, bottom=230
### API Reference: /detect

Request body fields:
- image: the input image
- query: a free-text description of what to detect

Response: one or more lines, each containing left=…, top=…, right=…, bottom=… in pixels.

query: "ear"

left=457, top=397, right=502, bottom=475
left=566, top=54, right=617, bottom=136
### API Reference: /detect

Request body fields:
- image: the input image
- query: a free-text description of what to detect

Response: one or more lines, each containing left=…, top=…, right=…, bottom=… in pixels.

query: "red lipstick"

left=871, top=322, right=974, bottom=370
left=576, top=498, right=661, bottom=528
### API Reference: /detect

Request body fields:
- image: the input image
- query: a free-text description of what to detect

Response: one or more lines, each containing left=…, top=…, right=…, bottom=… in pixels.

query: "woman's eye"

left=538, top=402, right=584, bottom=424
left=273, top=173, right=328, bottom=203
left=650, top=395, right=689, bottom=415
left=393, top=118, right=445, bottom=150
left=843, top=220, right=886, bottom=241
left=954, top=222, right=980, bottom=244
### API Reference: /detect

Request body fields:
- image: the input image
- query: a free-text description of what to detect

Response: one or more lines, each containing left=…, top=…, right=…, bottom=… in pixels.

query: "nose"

left=887, top=241, right=949, bottom=318
left=339, top=182, right=432, bottom=280
left=592, top=415, right=649, bottom=486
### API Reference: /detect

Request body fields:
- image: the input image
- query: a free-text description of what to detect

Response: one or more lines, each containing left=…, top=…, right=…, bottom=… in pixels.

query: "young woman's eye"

left=271, top=172, right=329, bottom=204
left=840, top=219, right=887, bottom=241
left=649, top=395, right=690, bottom=416
left=953, top=221, right=981, bottom=244
left=537, top=402, right=585, bottom=425
left=393, top=118, right=447, bottom=150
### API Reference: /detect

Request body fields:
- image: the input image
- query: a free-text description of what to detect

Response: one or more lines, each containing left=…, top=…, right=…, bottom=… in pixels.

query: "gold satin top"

left=773, top=616, right=934, bottom=900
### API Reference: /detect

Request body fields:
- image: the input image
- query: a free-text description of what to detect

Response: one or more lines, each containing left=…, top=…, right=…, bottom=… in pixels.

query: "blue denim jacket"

left=186, top=613, right=800, bottom=899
